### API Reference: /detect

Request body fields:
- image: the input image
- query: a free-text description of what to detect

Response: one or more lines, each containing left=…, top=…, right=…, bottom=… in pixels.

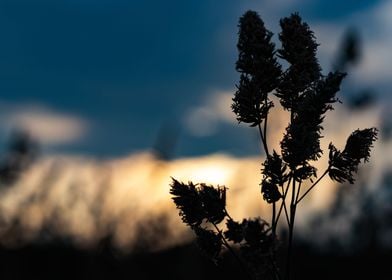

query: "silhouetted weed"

left=170, top=10, right=377, bottom=280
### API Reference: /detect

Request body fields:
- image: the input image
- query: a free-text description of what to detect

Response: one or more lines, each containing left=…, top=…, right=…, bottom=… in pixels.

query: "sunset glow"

left=0, top=99, right=386, bottom=252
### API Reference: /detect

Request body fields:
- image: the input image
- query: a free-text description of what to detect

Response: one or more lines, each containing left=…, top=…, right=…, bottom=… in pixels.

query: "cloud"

left=184, top=90, right=235, bottom=137
left=310, top=0, right=392, bottom=88
left=0, top=102, right=89, bottom=146
left=0, top=93, right=387, bottom=252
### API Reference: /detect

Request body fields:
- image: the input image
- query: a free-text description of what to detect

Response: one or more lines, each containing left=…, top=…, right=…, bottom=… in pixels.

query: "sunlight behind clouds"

left=0, top=97, right=387, bottom=252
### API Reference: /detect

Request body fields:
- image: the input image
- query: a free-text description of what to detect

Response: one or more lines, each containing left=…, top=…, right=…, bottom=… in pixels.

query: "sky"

left=0, top=0, right=390, bottom=252
left=0, top=0, right=389, bottom=158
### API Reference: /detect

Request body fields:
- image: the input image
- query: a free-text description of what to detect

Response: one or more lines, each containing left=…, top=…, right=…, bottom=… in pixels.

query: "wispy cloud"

left=184, top=90, right=235, bottom=137
left=0, top=102, right=89, bottom=146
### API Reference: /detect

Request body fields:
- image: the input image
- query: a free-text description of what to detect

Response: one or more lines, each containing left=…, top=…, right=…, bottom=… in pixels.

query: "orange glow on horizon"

left=0, top=102, right=386, bottom=252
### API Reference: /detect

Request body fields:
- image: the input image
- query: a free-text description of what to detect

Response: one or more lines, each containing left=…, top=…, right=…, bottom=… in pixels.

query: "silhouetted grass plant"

left=170, top=10, right=377, bottom=280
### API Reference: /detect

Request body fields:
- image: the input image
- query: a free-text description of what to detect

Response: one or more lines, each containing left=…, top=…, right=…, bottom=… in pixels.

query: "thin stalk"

left=272, top=201, right=277, bottom=237
left=257, top=118, right=276, bottom=237
left=262, top=99, right=275, bottom=233
left=224, top=209, right=234, bottom=222
left=263, top=99, right=269, bottom=156
left=280, top=198, right=290, bottom=227
left=258, top=111, right=280, bottom=280
left=258, top=123, right=270, bottom=156
left=284, top=110, right=295, bottom=280
left=285, top=177, right=297, bottom=280
left=275, top=176, right=292, bottom=228
left=296, top=168, right=330, bottom=204
left=295, top=181, right=302, bottom=204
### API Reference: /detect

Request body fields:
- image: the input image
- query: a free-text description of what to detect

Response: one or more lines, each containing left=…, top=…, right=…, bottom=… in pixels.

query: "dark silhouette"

left=170, top=11, right=377, bottom=280
left=0, top=130, right=38, bottom=186
left=334, top=28, right=361, bottom=72
left=333, top=28, right=377, bottom=110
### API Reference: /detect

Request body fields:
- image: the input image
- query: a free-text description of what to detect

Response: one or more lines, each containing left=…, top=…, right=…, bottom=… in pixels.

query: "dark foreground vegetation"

left=0, top=240, right=390, bottom=280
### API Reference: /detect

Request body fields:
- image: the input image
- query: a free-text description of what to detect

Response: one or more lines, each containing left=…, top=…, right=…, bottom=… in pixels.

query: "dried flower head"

left=276, top=13, right=321, bottom=111
left=262, top=151, right=288, bottom=185
left=280, top=71, right=346, bottom=169
left=328, top=128, right=378, bottom=183
left=170, top=178, right=205, bottom=226
left=239, top=218, right=276, bottom=279
left=224, top=219, right=244, bottom=243
left=233, top=10, right=281, bottom=127
left=194, top=227, right=222, bottom=262
left=242, top=218, right=270, bottom=246
left=261, top=180, right=281, bottom=203
left=198, top=183, right=227, bottom=225
left=344, top=128, right=378, bottom=162
left=170, top=178, right=227, bottom=227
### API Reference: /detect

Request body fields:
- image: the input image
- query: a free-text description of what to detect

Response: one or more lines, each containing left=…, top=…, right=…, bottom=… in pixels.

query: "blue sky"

left=0, top=0, right=388, bottom=157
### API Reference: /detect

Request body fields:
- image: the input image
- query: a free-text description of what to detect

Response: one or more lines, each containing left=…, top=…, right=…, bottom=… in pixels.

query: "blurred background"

left=0, top=0, right=390, bottom=279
